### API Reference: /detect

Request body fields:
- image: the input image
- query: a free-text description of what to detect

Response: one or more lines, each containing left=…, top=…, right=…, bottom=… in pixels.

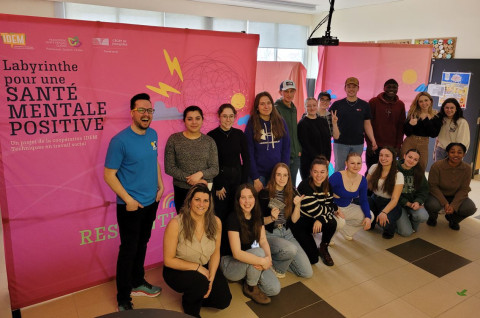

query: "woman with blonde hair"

left=400, top=92, right=441, bottom=169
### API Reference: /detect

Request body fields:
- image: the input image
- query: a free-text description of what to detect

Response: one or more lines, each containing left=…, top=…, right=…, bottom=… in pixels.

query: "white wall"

left=1, top=0, right=479, bottom=78
left=0, top=0, right=314, bottom=25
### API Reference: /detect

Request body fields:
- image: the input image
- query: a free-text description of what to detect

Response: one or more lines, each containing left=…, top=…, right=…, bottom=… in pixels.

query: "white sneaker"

left=340, top=229, right=353, bottom=241
left=271, top=267, right=286, bottom=278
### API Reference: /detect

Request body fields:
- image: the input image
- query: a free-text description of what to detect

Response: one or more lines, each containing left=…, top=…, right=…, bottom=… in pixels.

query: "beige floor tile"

left=202, top=298, right=257, bottom=318
left=328, top=250, right=407, bottom=287
left=0, top=287, right=12, bottom=318
left=417, top=220, right=473, bottom=248
left=325, top=280, right=397, bottom=318
left=360, top=298, right=430, bottom=318
left=441, top=262, right=480, bottom=296
left=370, top=263, right=437, bottom=297
left=438, top=236, right=480, bottom=261
left=437, top=297, right=480, bottom=318
left=73, top=281, right=117, bottom=318
left=457, top=217, right=480, bottom=237
left=302, top=266, right=359, bottom=299
left=21, top=295, right=78, bottom=318
left=401, top=278, right=469, bottom=317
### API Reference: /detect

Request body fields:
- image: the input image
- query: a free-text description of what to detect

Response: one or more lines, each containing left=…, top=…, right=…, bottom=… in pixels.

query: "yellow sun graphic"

left=231, top=93, right=246, bottom=109
left=402, top=69, right=418, bottom=85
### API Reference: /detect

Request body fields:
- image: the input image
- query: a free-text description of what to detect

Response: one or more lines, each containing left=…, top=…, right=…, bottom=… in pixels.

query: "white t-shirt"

left=368, top=164, right=404, bottom=199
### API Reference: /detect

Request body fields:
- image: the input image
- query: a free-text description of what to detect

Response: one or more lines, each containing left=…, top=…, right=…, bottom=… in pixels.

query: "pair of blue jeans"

left=220, top=248, right=280, bottom=296
left=396, top=206, right=429, bottom=237
left=266, top=227, right=313, bottom=278
left=333, top=143, right=364, bottom=171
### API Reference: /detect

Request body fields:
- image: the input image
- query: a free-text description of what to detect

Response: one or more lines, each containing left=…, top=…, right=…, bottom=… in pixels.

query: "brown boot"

left=318, top=242, right=334, bottom=266
left=243, top=281, right=271, bottom=304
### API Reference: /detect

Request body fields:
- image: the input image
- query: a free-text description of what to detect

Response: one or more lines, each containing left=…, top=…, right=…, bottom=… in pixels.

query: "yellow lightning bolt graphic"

left=146, top=82, right=181, bottom=98
left=164, top=49, right=183, bottom=82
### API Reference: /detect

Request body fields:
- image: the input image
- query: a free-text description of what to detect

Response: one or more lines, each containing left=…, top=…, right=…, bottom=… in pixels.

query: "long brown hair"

left=265, top=163, right=293, bottom=219
left=179, top=184, right=217, bottom=242
left=234, top=184, right=262, bottom=244
left=248, top=91, right=286, bottom=142
left=308, top=156, right=331, bottom=194
left=406, top=92, right=436, bottom=119
left=368, top=147, right=398, bottom=195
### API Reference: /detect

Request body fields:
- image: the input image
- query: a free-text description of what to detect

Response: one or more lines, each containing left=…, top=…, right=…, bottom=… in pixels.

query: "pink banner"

left=0, top=14, right=259, bottom=309
left=315, top=42, right=433, bottom=109
left=315, top=42, right=433, bottom=173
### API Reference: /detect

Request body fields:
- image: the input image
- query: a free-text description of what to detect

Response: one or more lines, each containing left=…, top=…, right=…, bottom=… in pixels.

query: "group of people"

left=103, top=76, right=476, bottom=316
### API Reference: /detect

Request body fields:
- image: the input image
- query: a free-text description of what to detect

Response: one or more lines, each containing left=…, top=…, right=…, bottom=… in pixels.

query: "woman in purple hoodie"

left=245, top=92, right=290, bottom=193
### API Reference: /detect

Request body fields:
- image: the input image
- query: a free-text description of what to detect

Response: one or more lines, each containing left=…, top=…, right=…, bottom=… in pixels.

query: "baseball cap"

left=345, top=77, right=359, bottom=86
left=280, top=80, right=296, bottom=91
left=317, top=92, right=331, bottom=100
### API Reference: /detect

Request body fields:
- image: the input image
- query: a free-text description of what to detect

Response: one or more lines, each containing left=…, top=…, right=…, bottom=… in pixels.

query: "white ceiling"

left=190, top=0, right=402, bottom=14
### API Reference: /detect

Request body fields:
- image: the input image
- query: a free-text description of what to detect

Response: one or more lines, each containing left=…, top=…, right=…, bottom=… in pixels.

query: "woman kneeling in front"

left=163, top=184, right=231, bottom=318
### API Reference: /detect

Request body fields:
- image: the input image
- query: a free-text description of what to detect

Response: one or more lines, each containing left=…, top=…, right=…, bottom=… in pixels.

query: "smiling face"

left=306, top=99, right=318, bottom=116
left=280, top=88, right=296, bottom=105
left=379, top=148, right=394, bottom=167
left=418, top=95, right=432, bottom=112
left=131, top=99, right=153, bottom=131
left=447, top=145, right=465, bottom=166
left=443, top=102, right=457, bottom=119
left=190, top=191, right=210, bottom=217
left=219, top=107, right=235, bottom=131
left=258, top=96, right=273, bottom=120
left=345, top=83, right=359, bottom=99
left=239, top=188, right=255, bottom=214
left=383, top=83, right=398, bottom=100
left=403, top=151, right=420, bottom=169
left=274, top=166, right=289, bottom=191
left=184, top=110, right=203, bottom=134
left=318, top=96, right=331, bottom=111
left=345, top=155, right=362, bottom=174
left=311, top=163, right=328, bottom=186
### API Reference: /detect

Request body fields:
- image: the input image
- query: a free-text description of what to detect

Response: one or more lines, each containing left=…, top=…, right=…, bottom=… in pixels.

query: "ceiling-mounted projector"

left=307, top=0, right=339, bottom=46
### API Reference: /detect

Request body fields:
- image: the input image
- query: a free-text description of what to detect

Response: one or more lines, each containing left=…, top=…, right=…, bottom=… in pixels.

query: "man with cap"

left=275, top=79, right=302, bottom=185
left=367, top=79, right=406, bottom=170
left=329, top=77, right=377, bottom=171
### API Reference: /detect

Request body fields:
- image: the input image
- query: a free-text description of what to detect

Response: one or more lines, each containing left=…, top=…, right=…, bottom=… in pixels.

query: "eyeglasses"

left=133, top=108, right=155, bottom=114
left=319, top=98, right=331, bottom=103
left=220, top=114, right=235, bottom=119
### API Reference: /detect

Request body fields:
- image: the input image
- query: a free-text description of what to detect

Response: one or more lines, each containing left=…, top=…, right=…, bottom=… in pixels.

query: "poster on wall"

left=439, top=72, right=471, bottom=108
left=0, top=14, right=259, bottom=309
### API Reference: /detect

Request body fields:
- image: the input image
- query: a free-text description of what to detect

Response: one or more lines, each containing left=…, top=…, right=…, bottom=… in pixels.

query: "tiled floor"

left=1, top=180, right=480, bottom=318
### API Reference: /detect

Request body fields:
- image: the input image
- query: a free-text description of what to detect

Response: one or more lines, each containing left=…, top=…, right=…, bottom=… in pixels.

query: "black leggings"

left=291, top=216, right=336, bottom=264
left=163, top=265, right=231, bottom=318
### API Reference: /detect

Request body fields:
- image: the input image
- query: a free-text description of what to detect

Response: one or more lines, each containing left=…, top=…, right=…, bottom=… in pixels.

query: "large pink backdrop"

left=315, top=42, right=433, bottom=110
left=315, top=42, right=433, bottom=172
left=0, top=14, right=259, bottom=309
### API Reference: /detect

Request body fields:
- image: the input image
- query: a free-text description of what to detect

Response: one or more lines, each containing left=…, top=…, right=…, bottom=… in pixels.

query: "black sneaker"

left=382, top=232, right=394, bottom=239
left=445, top=214, right=460, bottom=231
left=426, top=217, right=437, bottom=227
left=118, top=301, right=133, bottom=311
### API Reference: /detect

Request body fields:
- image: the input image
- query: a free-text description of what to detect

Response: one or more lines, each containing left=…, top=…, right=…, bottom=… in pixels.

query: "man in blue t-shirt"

left=104, top=93, right=164, bottom=311
left=329, top=77, right=378, bottom=171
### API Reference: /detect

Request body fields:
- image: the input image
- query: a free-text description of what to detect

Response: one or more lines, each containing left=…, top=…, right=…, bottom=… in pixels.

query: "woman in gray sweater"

left=164, top=106, right=219, bottom=213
